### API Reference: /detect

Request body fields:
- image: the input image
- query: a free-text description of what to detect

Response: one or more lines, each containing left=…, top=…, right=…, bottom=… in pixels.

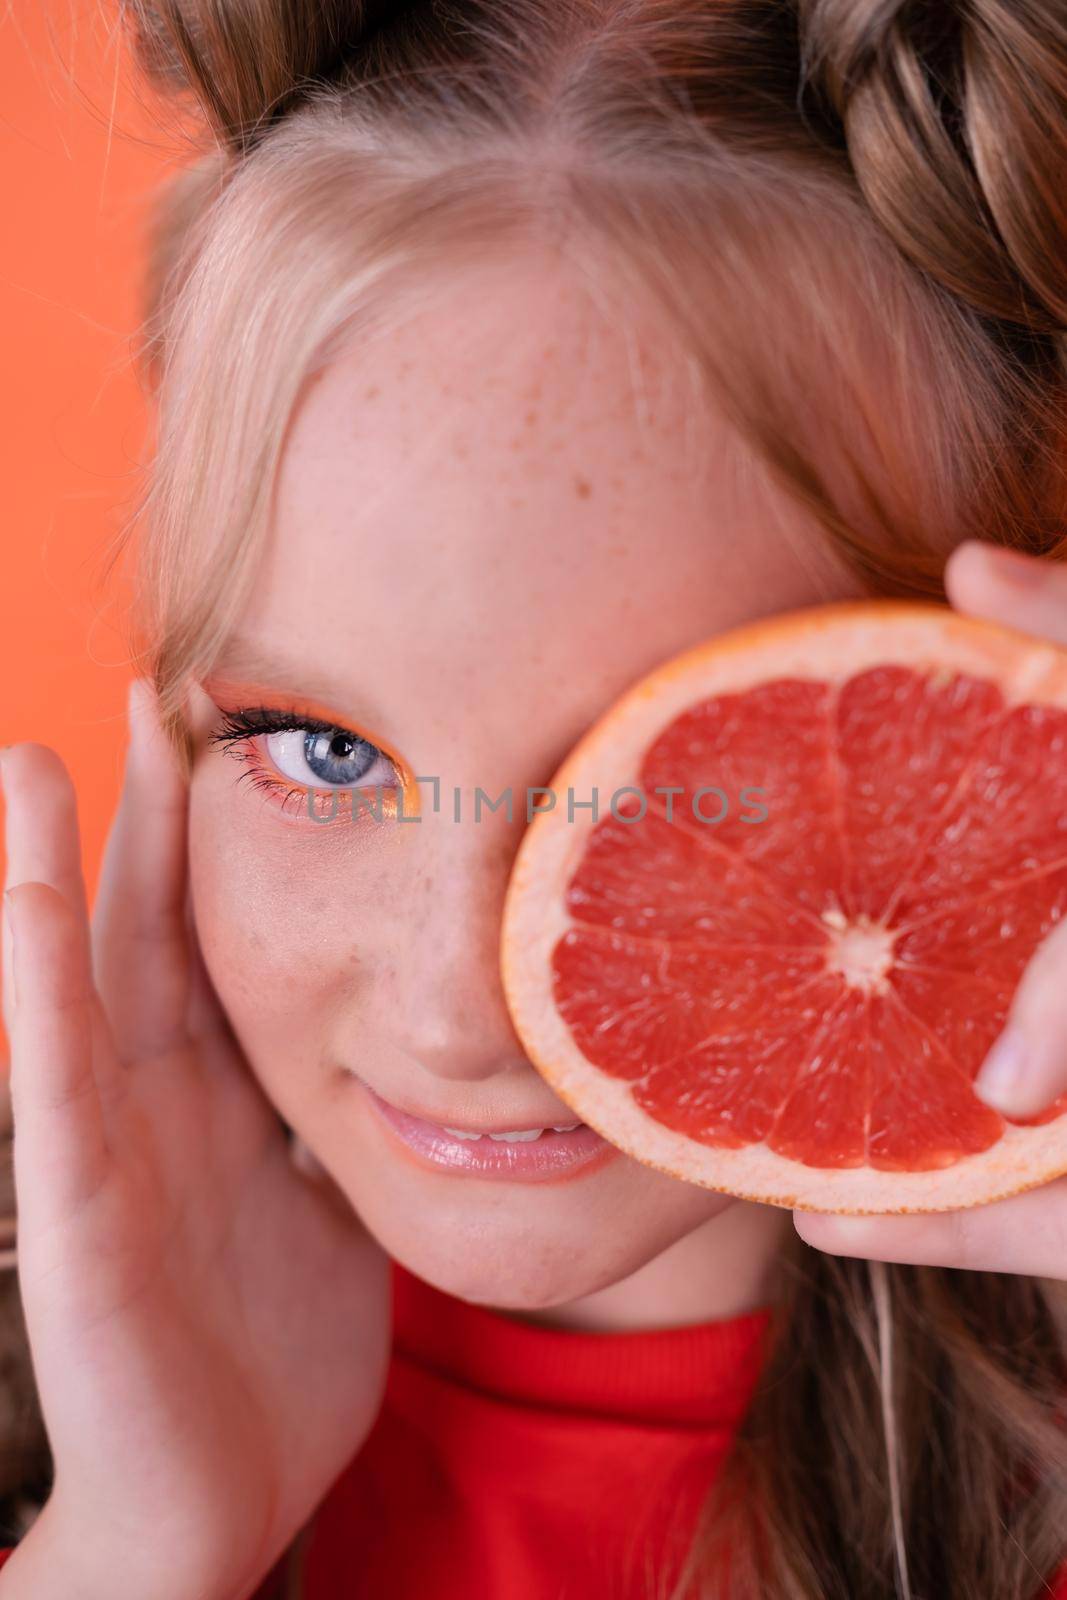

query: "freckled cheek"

left=186, top=781, right=404, bottom=1053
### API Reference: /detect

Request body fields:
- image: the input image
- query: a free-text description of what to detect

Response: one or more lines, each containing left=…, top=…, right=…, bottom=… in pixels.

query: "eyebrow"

left=202, top=635, right=393, bottom=737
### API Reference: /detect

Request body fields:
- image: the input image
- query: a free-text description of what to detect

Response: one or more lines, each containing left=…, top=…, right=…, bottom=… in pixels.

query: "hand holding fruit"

left=794, top=540, right=1067, bottom=1277
left=0, top=681, right=391, bottom=1600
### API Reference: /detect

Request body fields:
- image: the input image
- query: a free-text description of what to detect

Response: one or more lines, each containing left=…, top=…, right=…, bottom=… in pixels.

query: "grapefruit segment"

left=639, top=678, right=847, bottom=916
left=563, top=805, right=828, bottom=948
left=885, top=702, right=1067, bottom=926
left=500, top=599, right=1067, bottom=1214
left=633, top=977, right=854, bottom=1153
left=832, top=664, right=1006, bottom=919
left=863, top=988, right=1005, bottom=1169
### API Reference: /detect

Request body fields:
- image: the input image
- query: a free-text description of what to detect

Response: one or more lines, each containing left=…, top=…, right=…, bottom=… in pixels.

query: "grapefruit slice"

left=500, top=600, right=1067, bottom=1215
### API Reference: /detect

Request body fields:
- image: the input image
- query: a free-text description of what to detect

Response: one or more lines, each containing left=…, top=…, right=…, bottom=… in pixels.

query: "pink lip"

left=358, top=1081, right=622, bottom=1184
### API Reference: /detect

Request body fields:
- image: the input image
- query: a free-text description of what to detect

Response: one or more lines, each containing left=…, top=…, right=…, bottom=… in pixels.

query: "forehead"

left=267, top=248, right=716, bottom=598
left=230, top=248, right=851, bottom=763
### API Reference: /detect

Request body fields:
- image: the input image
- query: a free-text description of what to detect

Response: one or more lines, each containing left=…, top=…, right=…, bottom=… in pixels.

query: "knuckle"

left=11, top=1061, right=98, bottom=1118
left=43, top=1071, right=99, bottom=1116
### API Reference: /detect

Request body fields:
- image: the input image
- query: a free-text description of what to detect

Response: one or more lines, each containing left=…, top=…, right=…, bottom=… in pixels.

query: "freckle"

left=525, top=409, right=538, bottom=426
left=455, top=441, right=468, bottom=458
left=365, top=386, right=380, bottom=399
left=575, top=476, right=592, bottom=498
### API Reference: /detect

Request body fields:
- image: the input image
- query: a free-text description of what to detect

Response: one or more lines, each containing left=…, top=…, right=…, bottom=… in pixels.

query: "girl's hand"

left=794, top=541, right=1067, bottom=1279
left=0, top=680, right=391, bottom=1600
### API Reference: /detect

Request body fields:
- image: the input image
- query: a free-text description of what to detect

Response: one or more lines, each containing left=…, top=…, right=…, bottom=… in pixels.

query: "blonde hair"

left=110, top=2, right=1067, bottom=1596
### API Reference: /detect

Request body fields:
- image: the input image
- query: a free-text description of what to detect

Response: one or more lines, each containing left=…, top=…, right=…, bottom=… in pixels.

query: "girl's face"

left=185, top=252, right=865, bottom=1314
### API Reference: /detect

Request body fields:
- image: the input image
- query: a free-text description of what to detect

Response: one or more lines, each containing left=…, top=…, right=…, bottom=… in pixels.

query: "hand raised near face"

left=0, top=680, right=391, bottom=1600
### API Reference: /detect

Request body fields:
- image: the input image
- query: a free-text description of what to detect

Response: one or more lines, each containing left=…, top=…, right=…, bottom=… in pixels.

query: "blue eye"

left=264, top=725, right=394, bottom=788
left=208, top=705, right=402, bottom=815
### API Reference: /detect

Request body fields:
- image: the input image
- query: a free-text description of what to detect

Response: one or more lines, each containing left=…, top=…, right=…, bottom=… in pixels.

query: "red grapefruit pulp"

left=500, top=600, right=1067, bottom=1214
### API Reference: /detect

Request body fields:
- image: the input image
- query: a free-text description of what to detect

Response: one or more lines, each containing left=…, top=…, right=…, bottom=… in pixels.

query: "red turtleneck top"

left=0, top=1259, right=1063, bottom=1598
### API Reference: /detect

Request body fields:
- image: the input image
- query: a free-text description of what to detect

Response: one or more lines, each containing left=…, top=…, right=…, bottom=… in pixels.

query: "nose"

left=384, top=817, right=533, bottom=1084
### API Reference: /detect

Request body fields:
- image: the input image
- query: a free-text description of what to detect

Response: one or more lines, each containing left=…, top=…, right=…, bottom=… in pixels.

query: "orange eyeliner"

left=199, top=673, right=422, bottom=821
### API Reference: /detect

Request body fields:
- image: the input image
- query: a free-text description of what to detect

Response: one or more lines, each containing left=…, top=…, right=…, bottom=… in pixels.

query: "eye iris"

left=304, top=729, right=378, bottom=786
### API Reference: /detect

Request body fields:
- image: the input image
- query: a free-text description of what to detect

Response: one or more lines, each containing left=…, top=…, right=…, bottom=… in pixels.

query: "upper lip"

left=356, top=1077, right=583, bottom=1133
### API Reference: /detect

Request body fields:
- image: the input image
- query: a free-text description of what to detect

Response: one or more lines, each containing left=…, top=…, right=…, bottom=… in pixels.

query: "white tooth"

left=487, top=1128, right=545, bottom=1142
left=551, top=1123, right=582, bottom=1132
left=442, top=1126, right=484, bottom=1140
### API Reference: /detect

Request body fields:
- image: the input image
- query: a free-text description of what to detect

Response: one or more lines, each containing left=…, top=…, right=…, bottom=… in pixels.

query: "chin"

left=389, top=1235, right=609, bottom=1313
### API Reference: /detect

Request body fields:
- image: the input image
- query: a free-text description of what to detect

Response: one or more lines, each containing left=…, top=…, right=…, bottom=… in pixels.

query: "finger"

left=0, top=1068, right=12, bottom=1141
left=174, top=875, right=283, bottom=1149
left=969, top=914, right=1067, bottom=1118
left=2, top=876, right=11, bottom=1052
left=5, top=882, right=111, bottom=1216
left=1, top=741, right=91, bottom=930
left=2, top=743, right=94, bottom=1061
left=181, top=872, right=241, bottom=1055
left=91, top=678, right=192, bottom=1067
left=943, top=539, right=1067, bottom=1118
left=944, top=539, right=1067, bottom=643
left=793, top=1174, right=1067, bottom=1279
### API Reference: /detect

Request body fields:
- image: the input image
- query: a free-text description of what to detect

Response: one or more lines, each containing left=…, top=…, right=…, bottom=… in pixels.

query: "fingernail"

left=974, top=1023, right=1029, bottom=1111
left=986, top=547, right=1044, bottom=588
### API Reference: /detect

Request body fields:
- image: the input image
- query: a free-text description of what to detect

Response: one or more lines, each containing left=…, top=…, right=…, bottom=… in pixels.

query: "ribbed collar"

left=390, top=1258, right=774, bottom=1429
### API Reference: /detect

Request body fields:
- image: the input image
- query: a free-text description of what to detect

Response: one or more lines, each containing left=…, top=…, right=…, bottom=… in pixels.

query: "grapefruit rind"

left=500, top=599, right=1067, bottom=1215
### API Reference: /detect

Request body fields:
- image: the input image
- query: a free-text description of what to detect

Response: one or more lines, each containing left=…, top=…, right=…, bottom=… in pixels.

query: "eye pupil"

left=303, top=727, right=379, bottom=786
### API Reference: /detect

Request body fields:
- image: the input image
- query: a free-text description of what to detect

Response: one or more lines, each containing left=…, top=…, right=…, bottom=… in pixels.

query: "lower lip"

left=358, top=1081, right=621, bottom=1183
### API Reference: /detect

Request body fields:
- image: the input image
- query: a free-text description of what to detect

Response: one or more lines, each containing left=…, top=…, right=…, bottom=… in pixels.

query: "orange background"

left=1, top=4, right=183, bottom=1056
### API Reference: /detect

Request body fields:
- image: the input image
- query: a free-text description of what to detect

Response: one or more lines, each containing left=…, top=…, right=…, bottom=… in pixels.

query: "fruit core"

left=821, top=907, right=898, bottom=995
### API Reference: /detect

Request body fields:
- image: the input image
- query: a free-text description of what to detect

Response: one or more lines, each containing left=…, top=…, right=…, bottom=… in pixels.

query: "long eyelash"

left=207, top=704, right=401, bottom=817
left=207, top=705, right=350, bottom=748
